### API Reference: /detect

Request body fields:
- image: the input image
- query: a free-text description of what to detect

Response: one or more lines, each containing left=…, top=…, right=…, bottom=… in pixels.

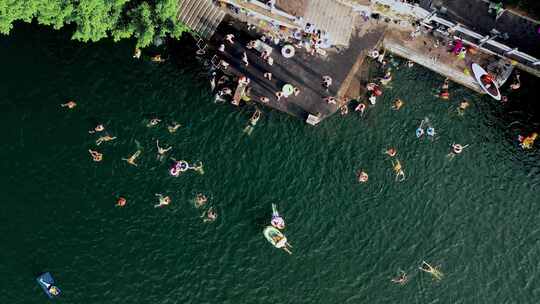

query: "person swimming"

left=154, top=193, right=171, bottom=208
left=60, top=101, right=77, bottom=109
left=133, top=48, right=141, bottom=59
left=369, top=94, right=377, bottom=105
left=271, top=203, right=286, bottom=230
left=195, top=193, right=208, bottom=208
left=357, top=170, right=369, bottom=183
left=156, top=140, right=172, bottom=161
left=147, top=118, right=161, bottom=127
left=457, top=100, right=470, bottom=115
left=122, top=150, right=141, bottom=166
left=385, top=147, right=397, bottom=157
left=392, top=98, right=404, bottom=110
left=518, top=132, right=538, bottom=149
left=88, top=149, right=103, bottom=162
left=391, top=270, right=408, bottom=285
left=96, top=135, right=117, bottom=145
left=88, top=124, right=105, bottom=134
left=392, top=159, right=405, bottom=182
left=202, top=206, right=217, bottom=223
left=167, top=122, right=181, bottom=133
left=340, top=105, right=349, bottom=116
left=189, top=161, right=204, bottom=174
left=419, top=261, right=444, bottom=281
left=116, top=197, right=127, bottom=207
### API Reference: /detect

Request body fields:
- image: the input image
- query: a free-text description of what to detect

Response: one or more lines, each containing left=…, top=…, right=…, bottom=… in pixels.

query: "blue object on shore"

left=36, top=272, right=61, bottom=298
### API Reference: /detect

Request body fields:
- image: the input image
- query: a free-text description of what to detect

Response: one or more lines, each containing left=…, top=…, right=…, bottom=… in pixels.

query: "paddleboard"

left=472, top=63, right=501, bottom=101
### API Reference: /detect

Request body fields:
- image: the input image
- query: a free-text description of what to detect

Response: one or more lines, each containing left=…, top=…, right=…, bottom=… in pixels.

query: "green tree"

left=0, top=0, right=190, bottom=48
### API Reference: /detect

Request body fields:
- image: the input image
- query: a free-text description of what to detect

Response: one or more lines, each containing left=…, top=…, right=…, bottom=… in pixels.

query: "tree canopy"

left=0, top=0, right=190, bottom=47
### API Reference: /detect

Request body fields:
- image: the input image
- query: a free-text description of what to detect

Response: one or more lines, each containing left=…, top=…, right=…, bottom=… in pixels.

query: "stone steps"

left=303, top=0, right=355, bottom=47
left=177, top=0, right=226, bottom=39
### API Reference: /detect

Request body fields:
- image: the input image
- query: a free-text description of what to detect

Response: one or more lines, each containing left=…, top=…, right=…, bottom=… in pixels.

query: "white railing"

left=371, top=0, right=540, bottom=69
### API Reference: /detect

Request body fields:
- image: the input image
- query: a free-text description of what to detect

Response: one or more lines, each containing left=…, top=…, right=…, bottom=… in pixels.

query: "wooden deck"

left=208, top=19, right=386, bottom=122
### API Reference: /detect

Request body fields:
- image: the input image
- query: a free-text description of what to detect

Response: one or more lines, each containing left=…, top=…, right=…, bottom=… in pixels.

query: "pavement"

left=423, top=0, right=540, bottom=58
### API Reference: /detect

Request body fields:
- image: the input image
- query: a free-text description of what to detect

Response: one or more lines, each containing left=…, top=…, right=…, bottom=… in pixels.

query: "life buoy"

left=453, top=144, right=463, bottom=154
left=369, top=50, right=379, bottom=59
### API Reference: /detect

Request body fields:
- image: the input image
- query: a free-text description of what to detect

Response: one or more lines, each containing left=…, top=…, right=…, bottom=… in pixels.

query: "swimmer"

left=260, top=96, right=270, bottom=103
left=122, top=150, right=141, bottom=166
left=385, top=147, right=397, bottom=157
left=218, top=44, right=225, bottom=52
left=519, top=132, right=538, bottom=149
left=202, top=206, right=218, bottom=223
left=116, top=197, right=127, bottom=207
left=151, top=54, right=165, bottom=62
left=271, top=203, right=286, bottom=230
left=457, top=100, right=470, bottom=115
left=61, top=101, right=77, bottom=109
left=133, top=47, right=141, bottom=59
left=275, top=91, right=283, bottom=101
left=419, top=261, right=444, bottom=281
left=366, top=83, right=377, bottom=91
left=357, top=170, right=368, bottom=183
left=442, top=78, right=449, bottom=90
left=146, top=118, right=161, bottom=127
left=156, top=140, right=172, bottom=161
left=88, top=124, right=105, bottom=134
left=355, top=102, right=366, bottom=116
left=392, top=98, right=404, bottom=110
left=369, top=94, right=377, bottom=105
left=189, top=161, right=204, bottom=174
left=407, top=61, right=414, bottom=68
left=220, top=60, right=229, bottom=69
left=96, top=135, right=117, bottom=145
left=267, top=56, right=274, bottom=66
left=225, top=34, right=234, bottom=44
left=391, top=270, right=408, bottom=285
left=392, top=159, right=405, bottom=182
left=510, top=73, right=520, bottom=90
left=168, top=122, right=182, bottom=133
left=88, top=149, right=103, bottom=162
left=293, top=87, right=300, bottom=96
left=264, top=72, right=272, bottom=80
left=340, top=105, right=349, bottom=116
left=194, top=193, right=208, bottom=208
left=380, top=71, right=392, bottom=85
left=154, top=193, right=171, bottom=208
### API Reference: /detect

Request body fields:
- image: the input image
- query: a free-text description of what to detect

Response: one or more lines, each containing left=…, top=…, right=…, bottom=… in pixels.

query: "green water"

left=1, top=23, right=540, bottom=304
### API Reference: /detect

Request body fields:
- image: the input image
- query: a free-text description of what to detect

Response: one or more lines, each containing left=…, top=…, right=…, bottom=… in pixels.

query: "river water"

left=1, top=23, right=539, bottom=304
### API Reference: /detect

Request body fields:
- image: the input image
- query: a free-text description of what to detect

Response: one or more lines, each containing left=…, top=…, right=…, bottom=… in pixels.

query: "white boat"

left=263, top=226, right=292, bottom=254
left=472, top=63, right=501, bottom=101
